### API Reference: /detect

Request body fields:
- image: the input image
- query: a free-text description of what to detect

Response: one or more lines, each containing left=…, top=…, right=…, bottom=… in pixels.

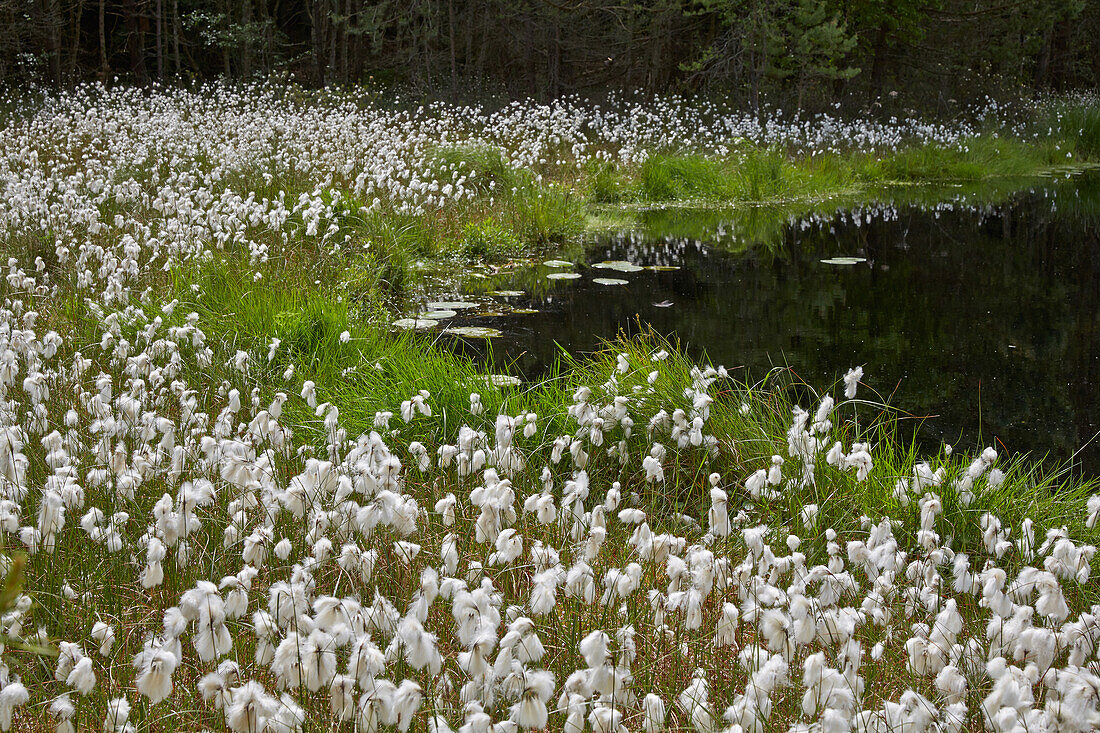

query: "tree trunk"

left=241, top=0, right=252, bottom=77
left=171, top=0, right=180, bottom=72
left=99, top=0, right=108, bottom=76
left=70, top=0, right=85, bottom=78
left=464, top=0, right=473, bottom=83
left=328, top=0, right=338, bottom=81
left=342, top=0, right=350, bottom=83
left=123, top=0, right=147, bottom=82
left=448, top=0, right=456, bottom=100
left=525, top=11, right=537, bottom=96
left=550, top=13, right=560, bottom=97
left=156, top=0, right=163, bottom=79
left=1034, top=29, right=1051, bottom=89
left=44, top=0, right=62, bottom=85
left=421, top=0, right=433, bottom=88
left=265, top=0, right=279, bottom=75
left=869, top=22, right=889, bottom=104
left=309, top=0, right=326, bottom=84
left=221, top=0, right=231, bottom=75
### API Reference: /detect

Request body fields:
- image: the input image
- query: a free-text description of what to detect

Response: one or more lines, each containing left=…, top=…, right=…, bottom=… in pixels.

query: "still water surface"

left=426, top=174, right=1100, bottom=474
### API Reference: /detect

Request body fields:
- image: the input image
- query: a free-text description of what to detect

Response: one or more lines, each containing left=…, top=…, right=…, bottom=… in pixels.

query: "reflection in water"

left=431, top=174, right=1100, bottom=475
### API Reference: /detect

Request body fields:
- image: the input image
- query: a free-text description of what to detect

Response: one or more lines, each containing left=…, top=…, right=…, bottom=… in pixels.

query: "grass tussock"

left=871, top=136, right=1047, bottom=182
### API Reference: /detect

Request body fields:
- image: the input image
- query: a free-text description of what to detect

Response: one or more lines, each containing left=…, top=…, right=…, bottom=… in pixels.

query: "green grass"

left=637, top=154, right=735, bottom=201
left=431, top=145, right=585, bottom=246
left=632, top=149, right=822, bottom=202
left=164, top=245, right=1100, bottom=576
left=432, top=143, right=526, bottom=195
left=871, top=136, right=1049, bottom=182
left=455, top=217, right=524, bottom=262
left=1034, top=98, right=1100, bottom=159
left=509, top=181, right=584, bottom=244
left=583, top=158, right=632, bottom=203
left=623, top=137, right=1068, bottom=205
left=16, top=237, right=1100, bottom=731
left=12, top=90, right=1100, bottom=733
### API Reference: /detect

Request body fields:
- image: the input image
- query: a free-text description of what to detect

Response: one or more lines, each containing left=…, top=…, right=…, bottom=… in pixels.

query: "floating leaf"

left=428, top=300, right=479, bottom=309
left=392, top=318, right=439, bottom=330
left=511, top=308, right=539, bottom=314
left=819, top=257, right=867, bottom=266
left=593, top=277, right=629, bottom=286
left=645, top=265, right=681, bottom=272
left=546, top=272, right=582, bottom=280
left=445, top=326, right=503, bottom=338
left=653, top=300, right=674, bottom=308
left=593, top=260, right=644, bottom=272
left=419, top=309, right=457, bottom=319
left=491, top=290, right=525, bottom=297
left=543, top=259, right=574, bottom=268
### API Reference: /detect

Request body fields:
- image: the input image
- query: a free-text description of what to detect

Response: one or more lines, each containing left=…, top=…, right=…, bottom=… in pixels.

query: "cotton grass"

left=0, top=83, right=1097, bottom=733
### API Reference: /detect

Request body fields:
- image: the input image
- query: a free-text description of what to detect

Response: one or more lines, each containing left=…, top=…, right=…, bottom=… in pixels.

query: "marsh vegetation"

left=0, top=84, right=1099, bottom=733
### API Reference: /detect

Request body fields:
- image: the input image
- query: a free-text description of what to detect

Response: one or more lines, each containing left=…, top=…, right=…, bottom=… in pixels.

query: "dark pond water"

left=425, top=173, right=1100, bottom=474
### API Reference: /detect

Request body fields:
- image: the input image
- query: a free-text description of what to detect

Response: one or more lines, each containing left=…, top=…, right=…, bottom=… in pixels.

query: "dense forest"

left=5, top=0, right=1100, bottom=108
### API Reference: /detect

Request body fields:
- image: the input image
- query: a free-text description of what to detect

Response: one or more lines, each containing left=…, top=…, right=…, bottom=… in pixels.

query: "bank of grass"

left=624, top=148, right=859, bottom=203
left=60, top=125, right=1085, bottom=315
left=429, top=143, right=586, bottom=247
left=13, top=90, right=1100, bottom=732
left=590, top=135, right=1077, bottom=207
left=871, top=135, right=1068, bottom=181
left=423, top=127, right=1094, bottom=243
left=162, top=249, right=1100, bottom=579
left=37, top=122, right=1093, bottom=569
left=18, top=241, right=1100, bottom=730
left=1033, top=98, right=1100, bottom=159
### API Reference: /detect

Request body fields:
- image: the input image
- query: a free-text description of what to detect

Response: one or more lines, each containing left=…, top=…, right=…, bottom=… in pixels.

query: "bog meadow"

left=4, top=3, right=1100, bottom=732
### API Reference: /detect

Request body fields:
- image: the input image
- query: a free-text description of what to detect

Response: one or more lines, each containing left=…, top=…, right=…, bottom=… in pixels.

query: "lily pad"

left=511, top=308, right=539, bottom=315
left=546, top=272, right=582, bottom=280
left=392, top=318, right=439, bottom=330
left=419, top=309, right=457, bottom=319
left=645, top=265, right=681, bottom=272
left=593, top=260, right=644, bottom=273
left=491, top=290, right=525, bottom=297
left=445, top=326, right=503, bottom=338
left=543, top=259, right=574, bottom=268
left=428, top=300, right=479, bottom=309
left=819, top=257, right=867, bottom=266
left=593, top=277, right=629, bottom=286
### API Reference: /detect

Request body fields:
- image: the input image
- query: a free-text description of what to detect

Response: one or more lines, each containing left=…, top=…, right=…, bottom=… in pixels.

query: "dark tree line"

left=5, top=0, right=1100, bottom=107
